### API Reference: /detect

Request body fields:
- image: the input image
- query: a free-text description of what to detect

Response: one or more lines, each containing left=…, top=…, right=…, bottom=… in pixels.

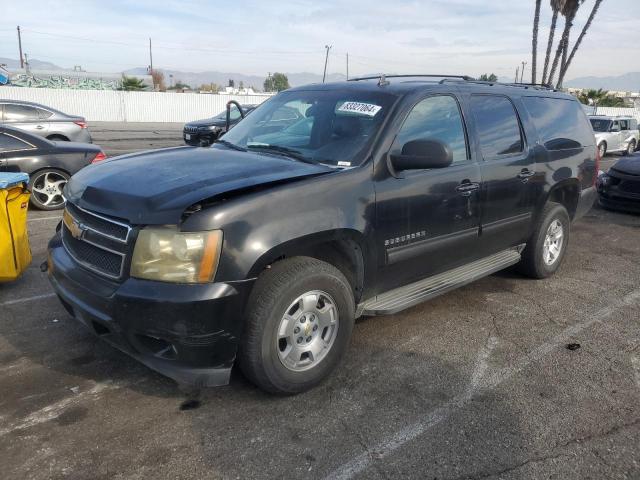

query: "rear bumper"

left=574, top=186, right=597, bottom=220
left=70, top=128, right=92, bottom=144
left=47, top=231, right=254, bottom=387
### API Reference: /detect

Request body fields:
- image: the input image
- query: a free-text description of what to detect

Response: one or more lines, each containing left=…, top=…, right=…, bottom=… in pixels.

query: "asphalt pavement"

left=0, top=138, right=639, bottom=479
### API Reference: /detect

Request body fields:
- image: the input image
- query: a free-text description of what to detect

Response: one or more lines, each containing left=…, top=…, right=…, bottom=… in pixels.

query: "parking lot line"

left=27, top=216, right=61, bottom=222
left=324, top=287, right=640, bottom=480
left=0, top=293, right=57, bottom=307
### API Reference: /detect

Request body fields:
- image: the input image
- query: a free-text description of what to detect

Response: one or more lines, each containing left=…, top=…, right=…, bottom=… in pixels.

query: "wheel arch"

left=542, top=179, right=581, bottom=220
left=246, top=229, right=368, bottom=303
left=46, top=134, right=70, bottom=142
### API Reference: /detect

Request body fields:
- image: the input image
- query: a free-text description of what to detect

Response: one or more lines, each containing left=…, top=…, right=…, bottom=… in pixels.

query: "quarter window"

left=392, top=95, right=468, bottom=164
left=469, top=95, right=523, bottom=158
left=0, top=133, right=33, bottom=152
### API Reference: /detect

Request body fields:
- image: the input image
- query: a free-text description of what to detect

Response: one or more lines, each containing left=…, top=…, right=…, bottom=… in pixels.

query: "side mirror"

left=390, top=139, right=453, bottom=171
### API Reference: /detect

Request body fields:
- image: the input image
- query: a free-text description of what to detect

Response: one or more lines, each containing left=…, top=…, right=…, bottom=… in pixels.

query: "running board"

left=356, top=246, right=523, bottom=317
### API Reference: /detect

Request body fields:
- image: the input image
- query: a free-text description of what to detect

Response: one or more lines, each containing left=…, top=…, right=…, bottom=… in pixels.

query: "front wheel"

left=239, top=257, right=355, bottom=394
left=518, top=202, right=570, bottom=279
left=28, top=169, right=70, bottom=210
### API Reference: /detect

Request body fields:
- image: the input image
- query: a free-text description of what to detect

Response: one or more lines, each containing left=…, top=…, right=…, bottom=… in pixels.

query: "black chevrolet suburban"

left=47, top=75, right=598, bottom=394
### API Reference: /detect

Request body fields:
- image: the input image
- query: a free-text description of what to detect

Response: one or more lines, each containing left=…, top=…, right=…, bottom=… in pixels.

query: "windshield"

left=590, top=118, right=611, bottom=133
left=221, top=89, right=397, bottom=166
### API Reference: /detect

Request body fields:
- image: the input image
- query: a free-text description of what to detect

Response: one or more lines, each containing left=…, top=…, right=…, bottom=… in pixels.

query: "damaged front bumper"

left=47, top=231, right=254, bottom=387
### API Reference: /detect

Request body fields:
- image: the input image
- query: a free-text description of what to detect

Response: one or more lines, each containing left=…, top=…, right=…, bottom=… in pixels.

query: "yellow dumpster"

left=0, top=173, right=32, bottom=282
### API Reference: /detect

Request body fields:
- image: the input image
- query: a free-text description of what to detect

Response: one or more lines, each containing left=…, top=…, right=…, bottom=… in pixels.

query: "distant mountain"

left=565, top=72, right=640, bottom=91
left=0, top=56, right=64, bottom=71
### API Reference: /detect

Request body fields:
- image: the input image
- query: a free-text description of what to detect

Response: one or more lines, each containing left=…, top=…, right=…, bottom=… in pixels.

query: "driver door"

left=374, top=94, right=482, bottom=293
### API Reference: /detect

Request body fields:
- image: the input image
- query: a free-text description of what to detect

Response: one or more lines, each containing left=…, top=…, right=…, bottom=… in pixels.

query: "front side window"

left=0, top=133, right=33, bottom=152
left=222, top=90, right=397, bottom=166
left=469, top=95, right=523, bottom=158
left=391, top=95, right=468, bottom=164
left=4, top=104, right=40, bottom=122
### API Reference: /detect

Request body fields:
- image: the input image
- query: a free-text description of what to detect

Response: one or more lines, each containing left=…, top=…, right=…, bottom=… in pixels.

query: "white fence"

left=0, top=87, right=274, bottom=123
left=582, top=105, right=640, bottom=120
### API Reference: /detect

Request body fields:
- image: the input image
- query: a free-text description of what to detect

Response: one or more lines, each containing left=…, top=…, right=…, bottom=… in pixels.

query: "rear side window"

left=469, top=95, right=523, bottom=158
left=37, top=108, right=53, bottom=120
left=619, top=120, right=629, bottom=131
left=0, top=133, right=33, bottom=152
left=4, top=104, right=40, bottom=122
left=523, top=97, right=594, bottom=150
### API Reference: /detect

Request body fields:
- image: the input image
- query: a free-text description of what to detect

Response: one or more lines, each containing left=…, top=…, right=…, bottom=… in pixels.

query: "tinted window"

left=590, top=118, right=611, bottom=133
left=523, top=97, right=594, bottom=150
left=37, top=108, right=53, bottom=119
left=4, top=104, right=40, bottom=122
left=392, top=95, right=468, bottom=164
left=619, top=120, right=629, bottom=131
left=0, top=133, right=32, bottom=152
left=470, top=95, right=523, bottom=158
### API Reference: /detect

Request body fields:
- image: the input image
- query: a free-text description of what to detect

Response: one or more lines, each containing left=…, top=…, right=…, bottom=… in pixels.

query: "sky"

left=0, top=0, right=637, bottom=80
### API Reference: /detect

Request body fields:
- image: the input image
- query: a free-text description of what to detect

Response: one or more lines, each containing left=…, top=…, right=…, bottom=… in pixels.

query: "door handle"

left=455, top=182, right=480, bottom=196
left=35, top=125, right=45, bottom=130
left=517, top=169, right=536, bottom=181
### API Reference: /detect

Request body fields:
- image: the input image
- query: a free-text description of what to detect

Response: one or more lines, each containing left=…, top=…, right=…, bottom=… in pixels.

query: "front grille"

left=62, top=203, right=132, bottom=279
left=184, top=126, right=200, bottom=134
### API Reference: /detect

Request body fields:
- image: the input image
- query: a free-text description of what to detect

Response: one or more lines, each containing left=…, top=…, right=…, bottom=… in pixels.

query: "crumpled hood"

left=611, top=157, right=640, bottom=176
left=64, top=145, right=332, bottom=224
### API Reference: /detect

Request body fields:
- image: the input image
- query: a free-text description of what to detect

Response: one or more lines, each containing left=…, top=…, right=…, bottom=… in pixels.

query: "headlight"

left=131, top=227, right=223, bottom=283
left=598, top=173, right=610, bottom=187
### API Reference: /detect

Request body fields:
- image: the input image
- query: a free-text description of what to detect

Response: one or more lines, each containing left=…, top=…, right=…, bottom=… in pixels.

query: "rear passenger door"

left=466, top=94, right=536, bottom=253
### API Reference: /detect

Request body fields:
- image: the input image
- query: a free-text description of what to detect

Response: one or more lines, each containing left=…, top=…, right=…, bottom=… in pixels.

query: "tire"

left=622, top=140, right=635, bottom=156
left=598, top=142, right=607, bottom=158
left=46, top=134, right=70, bottom=142
left=28, top=169, right=70, bottom=210
left=517, top=202, right=570, bottom=279
left=239, top=257, right=355, bottom=395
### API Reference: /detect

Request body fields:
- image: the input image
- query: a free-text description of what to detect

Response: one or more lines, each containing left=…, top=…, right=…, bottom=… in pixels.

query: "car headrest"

left=333, top=116, right=362, bottom=138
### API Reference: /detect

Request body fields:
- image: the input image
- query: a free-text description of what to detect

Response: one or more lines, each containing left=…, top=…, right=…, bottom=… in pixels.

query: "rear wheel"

left=28, top=169, right=69, bottom=210
left=46, top=134, right=70, bottom=142
left=518, top=202, right=570, bottom=279
left=239, top=257, right=355, bottom=394
left=623, top=140, right=635, bottom=156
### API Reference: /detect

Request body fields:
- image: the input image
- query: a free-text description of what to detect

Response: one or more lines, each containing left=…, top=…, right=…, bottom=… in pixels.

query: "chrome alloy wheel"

left=32, top=171, right=67, bottom=207
left=543, top=219, right=564, bottom=266
left=276, top=290, right=339, bottom=372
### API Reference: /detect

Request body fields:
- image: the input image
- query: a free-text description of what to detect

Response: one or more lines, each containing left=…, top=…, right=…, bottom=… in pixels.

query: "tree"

left=150, top=70, right=165, bottom=91
left=168, top=81, right=191, bottom=91
left=119, top=76, right=147, bottom=91
left=199, top=83, right=220, bottom=93
left=479, top=73, right=498, bottom=82
left=264, top=72, right=290, bottom=92
left=542, top=0, right=565, bottom=85
left=531, top=0, right=542, bottom=83
left=547, top=0, right=584, bottom=88
left=556, top=0, right=603, bottom=87
left=576, top=89, right=626, bottom=107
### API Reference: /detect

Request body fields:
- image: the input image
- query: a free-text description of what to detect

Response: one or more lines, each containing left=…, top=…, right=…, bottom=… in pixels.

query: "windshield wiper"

left=246, top=143, right=318, bottom=164
left=215, top=139, right=246, bottom=151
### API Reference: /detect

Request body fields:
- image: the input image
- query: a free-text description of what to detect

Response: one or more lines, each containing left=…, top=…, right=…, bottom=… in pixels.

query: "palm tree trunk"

left=547, top=17, right=570, bottom=87
left=557, top=0, right=603, bottom=87
left=532, top=0, right=542, bottom=83
left=541, top=10, right=559, bottom=85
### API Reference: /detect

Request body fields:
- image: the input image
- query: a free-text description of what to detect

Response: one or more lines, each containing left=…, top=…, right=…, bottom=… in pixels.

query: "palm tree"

left=556, top=0, right=603, bottom=87
left=542, top=0, right=565, bottom=85
left=119, top=76, right=147, bottom=91
left=548, top=0, right=584, bottom=88
left=531, top=0, right=542, bottom=83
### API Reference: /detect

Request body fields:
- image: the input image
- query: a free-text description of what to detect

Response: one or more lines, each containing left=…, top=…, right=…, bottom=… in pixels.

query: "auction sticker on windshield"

left=337, top=101, right=382, bottom=117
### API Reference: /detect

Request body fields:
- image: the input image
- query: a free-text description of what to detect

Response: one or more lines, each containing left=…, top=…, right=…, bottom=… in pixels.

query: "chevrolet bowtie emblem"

left=63, top=210, right=87, bottom=240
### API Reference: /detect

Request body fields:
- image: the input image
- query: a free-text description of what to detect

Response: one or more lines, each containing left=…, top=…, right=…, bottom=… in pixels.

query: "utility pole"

left=514, top=66, right=519, bottom=83
left=17, top=26, right=24, bottom=69
left=322, top=45, right=332, bottom=83
left=520, top=61, right=527, bottom=84
left=346, top=53, right=349, bottom=80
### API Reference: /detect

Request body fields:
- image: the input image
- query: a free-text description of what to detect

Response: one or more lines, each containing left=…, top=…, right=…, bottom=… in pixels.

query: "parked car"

left=0, top=99, right=92, bottom=144
left=46, top=75, right=597, bottom=394
left=183, top=104, right=257, bottom=146
left=589, top=115, right=639, bottom=157
left=597, top=157, right=640, bottom=212
left=0, top=125, right=105, bottom=210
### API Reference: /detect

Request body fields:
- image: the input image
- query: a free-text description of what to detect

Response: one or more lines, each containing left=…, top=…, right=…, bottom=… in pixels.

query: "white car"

left=589, top=115, right=639, bottom=157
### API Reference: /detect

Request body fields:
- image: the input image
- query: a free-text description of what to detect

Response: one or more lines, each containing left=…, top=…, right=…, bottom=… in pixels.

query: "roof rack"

left=347, top=74, right=557, bottom=90
left=348, top=74, right=473, bottom=86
